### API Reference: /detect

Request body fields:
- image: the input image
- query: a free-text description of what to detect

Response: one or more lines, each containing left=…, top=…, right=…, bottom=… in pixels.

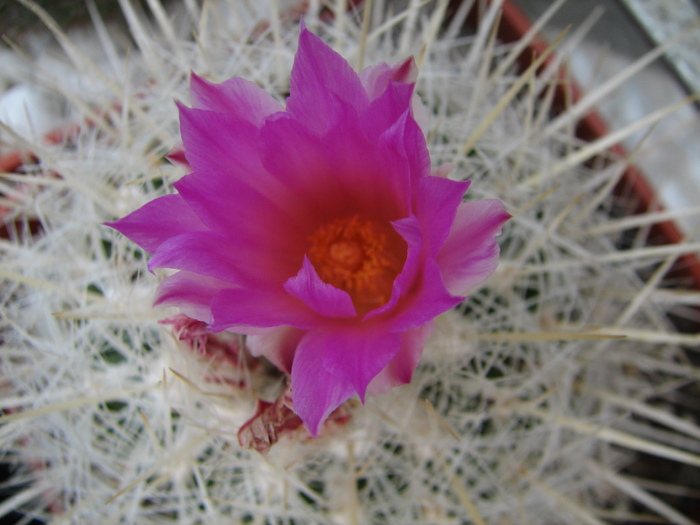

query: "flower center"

left=307, top=214, right=405, bottom=313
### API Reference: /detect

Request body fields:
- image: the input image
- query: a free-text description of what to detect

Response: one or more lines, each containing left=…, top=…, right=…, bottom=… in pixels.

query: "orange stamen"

left=307, top=214, right=405, bottom=313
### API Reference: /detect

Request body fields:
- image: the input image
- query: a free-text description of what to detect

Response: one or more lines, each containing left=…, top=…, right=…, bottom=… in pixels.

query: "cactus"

left=1, top=1, right=698, bottom=523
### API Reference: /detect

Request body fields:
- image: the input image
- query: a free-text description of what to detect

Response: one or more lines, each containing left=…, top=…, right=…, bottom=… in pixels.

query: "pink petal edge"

left=320, top=325, right=402, bottom=402
left=105, top=194, right=207, bottom=254
left=438, top=199, right=511, bottom=296
left=190, top=72, right=283, bottom=126
left=368, top=321, right=434, bottom=395
left=291, top=331, right=357, bottom=437
left=283, top=257, right=356, bottom=318
left=286, top=27, right=369, bottom=134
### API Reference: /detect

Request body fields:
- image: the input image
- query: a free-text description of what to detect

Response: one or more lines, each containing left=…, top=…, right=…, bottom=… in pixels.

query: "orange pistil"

left=307, top=214, right=405, bottom=313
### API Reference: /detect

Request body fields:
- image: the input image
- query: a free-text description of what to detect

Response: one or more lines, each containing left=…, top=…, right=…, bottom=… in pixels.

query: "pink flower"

left=107, top=28, right=510, bottom=436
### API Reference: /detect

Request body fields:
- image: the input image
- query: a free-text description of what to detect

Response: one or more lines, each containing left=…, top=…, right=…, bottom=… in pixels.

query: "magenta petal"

left=389, top=57, right=419, bottom=84
left=368, top=321, right=434, bottom=396
left=258, top=115, right=345, bottom=218
left=385, top=258, right=463, bottom=332
left=360, top=82, right=415, bottom=141
left=286, top=28, right=369, bottom=134
left=321, top=103, right=412, bottom=215
left=177, top=103, right=264, bottom=176
left=291, top=332, right=356, bottom=437
left=414, top=176, right=470, bottom=256
left=364, top=215, right=423, bottom=321
left=105, top=194, right=206, bottom=253
left=359, top=57, right=428, bottom=135
left=359, top=57, right=418, bottom=101
left=284, top=257, right=356, bottom=318
left=154, top=271, right=232, bottom=322
left=260, top=109, right=409, bottom=219
left=438, top=200, right=510, bottom=295
left=190, top=72, right=283, bottom=125
left=173, top=169, right=311, bottom=287
left=173, top=170, right=307, bottom=258
left=209, top=287, right=320, bottom=332
left=364, top=213, right=460, bottom=327
left=320, top=325, right=402, bottom=402
left=247, top=326, right=305, bottom=374
left=148, top=231, right=247, bottom=285
left=165, top=143, right=190, bottom=169
left=377, top=110, right=430, bottom=183
left=358, top=62, right=392, bottom=100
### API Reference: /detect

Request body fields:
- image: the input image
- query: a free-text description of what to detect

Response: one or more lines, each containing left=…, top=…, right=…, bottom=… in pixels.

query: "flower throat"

left=307, top=214, right=405, bottom=314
